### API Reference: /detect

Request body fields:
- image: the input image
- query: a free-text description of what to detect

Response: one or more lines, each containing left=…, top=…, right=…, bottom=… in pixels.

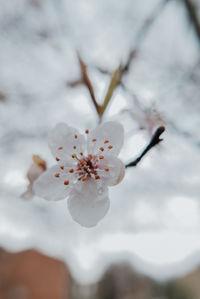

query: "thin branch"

left=125, top=126, right=165, bottom=168
left=182, top=0, right=200, bottom=43
left=98, top=66, right=122, bottom=118
left=77, top=55, right=100, bottom=115
left=122, top=0, right=169, bottom=74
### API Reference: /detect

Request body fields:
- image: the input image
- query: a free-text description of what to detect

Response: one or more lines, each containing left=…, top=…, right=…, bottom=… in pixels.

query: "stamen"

left=64, top=180, right=69, bottom=185
left=60, top=166, right=64, bottom=170
left=69, top=168, right=74, bottom=173
left=85, top=129, right=89, bottom=134
left=104, top=140, right=109, bottom=144
left=99, top=147, right=104, bottom=152
left=88, top=154, right=93, bottom=160
left=56, top=157, right=60, bottom=161
left=74, top=134, right=78, bottom=139
left=80, top=152, right=83, bottom=156
left=58, top=146, right=63, bottom=150
left=85, top=165, right=90, bottom=169
left=92, top=138, right=96, bottom=142
left=72, top=153, right=76, bottom=158
left=95, top=175, right=100, bottom=180
left=55, top=173, right=60, bottom=178
left=99, top=155, right=104, bottom=159
left=82, top=176, right=87, bottom=182
left=108, top=145, right=113, bottom=149
left=104, top=167, right=109, bottom=172
left=73, top=145, right=76, bottom=149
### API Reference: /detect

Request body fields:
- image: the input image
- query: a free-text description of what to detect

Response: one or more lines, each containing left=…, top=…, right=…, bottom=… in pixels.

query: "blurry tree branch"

left=67, top=0, right=169, bottom=121
left=181, top=0, right=200, bottom=43
left=125, top=126, right=165, bottom=168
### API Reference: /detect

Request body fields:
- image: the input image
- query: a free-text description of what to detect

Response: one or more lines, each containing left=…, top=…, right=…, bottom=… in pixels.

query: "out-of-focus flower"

left=124, top=98, right=165, bottom=134
left=33, top=121, right=125, bottom=227
left=21, top=155, right=46, bottom=200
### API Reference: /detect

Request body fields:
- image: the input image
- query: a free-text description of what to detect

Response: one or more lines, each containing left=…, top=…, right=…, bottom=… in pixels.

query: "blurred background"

left=0, top=0, right=200, bottom=298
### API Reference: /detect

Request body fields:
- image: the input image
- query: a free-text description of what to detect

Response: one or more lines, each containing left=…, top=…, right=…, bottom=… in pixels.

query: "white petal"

left=48, top=123, right=86, bottom=162
left=87, top=121, right=124, bottom=156
left=33, top=165, right=73, bottom=201
left=98, top=155, right=125, bottom=186
left=68, top=179, right=110, bottom=227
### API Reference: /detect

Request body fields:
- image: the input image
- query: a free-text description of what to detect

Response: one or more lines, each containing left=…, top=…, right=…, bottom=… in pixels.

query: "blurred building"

left=0, top=248, right=71, bottom=299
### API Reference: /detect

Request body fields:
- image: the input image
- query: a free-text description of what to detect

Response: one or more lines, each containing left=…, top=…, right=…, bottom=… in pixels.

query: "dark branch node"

left=125, top=126, right=165, bottom=168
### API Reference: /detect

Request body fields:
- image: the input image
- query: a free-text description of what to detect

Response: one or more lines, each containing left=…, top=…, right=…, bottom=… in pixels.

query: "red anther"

left=95, top=175, right=100, bottom=180
left=85, top=129, right=89, bottom=134
left=60, top=166, right=64, bottom=170
left=69, top=168, right=74, bottom=173
left=74, top=134, right=78, bottom=139
left=86, top=165, right=90, bottom=169
left=64, top=180, right=69, bottom=185
left=99, top=155, right=104, bottom=159
left=92, top=138, right=96, bottom=142
left=99, top=147, right=104, bottom=151
left=104, top=167, right=109, bottom=172
left=82, top=176, right=87, bottom=182
left=108, top=145, right=113, bottom=149
left=56, top=157, right=60, bottom=161
left=55, top=173, right=60, bottom=178
left=58, top=146, right=63, bottom=150
left=104, top=140, right=109, bottom=144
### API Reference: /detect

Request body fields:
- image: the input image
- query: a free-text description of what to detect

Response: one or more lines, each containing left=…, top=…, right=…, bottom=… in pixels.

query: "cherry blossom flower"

left=33, top=121, right=125, bottom=227
left=21, top=155, right=46, bottom=200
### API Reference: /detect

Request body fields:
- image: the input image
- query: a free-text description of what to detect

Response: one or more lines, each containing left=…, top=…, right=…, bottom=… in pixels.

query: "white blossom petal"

left=98, top=155, right=125, bottom=186
left=87, top=121, right=124, bottom=156
left=48, top=123, right=86, bottom=162
left=68, top=179, right=110, bottom=227
left=33, top=165, right=73, bottom=201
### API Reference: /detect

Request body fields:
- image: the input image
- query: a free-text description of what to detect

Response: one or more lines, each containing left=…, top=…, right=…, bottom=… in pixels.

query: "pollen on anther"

left=82, top=176, right=87, bottom=182
left=92, top=138, right=96, bottom=142
left=99, top=147, right=104, bottom=152
left=55, top=173, right=60, bottom=178
left=58, top=146, right=63, bottom=150
left=74, top=134, right=78, bottom=139
left=104, top=140, right=109, bottom=144
left=64, top=180, right=69, bottom=185
left=108, top=145, right=113, bottom=149
left=88, top=154, right=93, bottom=160
left=60, top=166, right=64, bottom=170
left=99, top=155, right=104, bottom=159
left=56, top=157, right=60, bottom=161
left=69, top=168, right=74, bottom=173
left=73, top=145, right=76, bottom=149
left=95, top=175, right=100, bottom=180
left=72, top=153, right=76, bottom=158
left=104, top=167, right=109, bottom=172
left=80, top=152, right=83, bottom=156
left=85, top=129, right=89, bottom=134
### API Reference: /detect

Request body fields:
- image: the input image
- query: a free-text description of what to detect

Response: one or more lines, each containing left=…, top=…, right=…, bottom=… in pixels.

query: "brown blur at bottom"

left=0, top=248, right=71, bottom=299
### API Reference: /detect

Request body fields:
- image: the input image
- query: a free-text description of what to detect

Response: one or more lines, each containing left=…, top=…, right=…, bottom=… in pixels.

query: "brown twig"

left=125, top=126, right=165, bottom=168
left=77, top=55, right=100, bottom=115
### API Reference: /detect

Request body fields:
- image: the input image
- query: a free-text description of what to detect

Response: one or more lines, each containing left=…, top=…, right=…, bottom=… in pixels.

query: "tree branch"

left=125, top=126, right=165, bottom=168
left=182, top=0, right=200, bottom=43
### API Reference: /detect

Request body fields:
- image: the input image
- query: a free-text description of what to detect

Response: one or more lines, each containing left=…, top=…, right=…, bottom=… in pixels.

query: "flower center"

left=54, top=129, right=114, bottom=185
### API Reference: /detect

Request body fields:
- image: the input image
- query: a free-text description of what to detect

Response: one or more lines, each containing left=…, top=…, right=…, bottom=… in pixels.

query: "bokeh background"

left=0, top=0, right=200, bottom=298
